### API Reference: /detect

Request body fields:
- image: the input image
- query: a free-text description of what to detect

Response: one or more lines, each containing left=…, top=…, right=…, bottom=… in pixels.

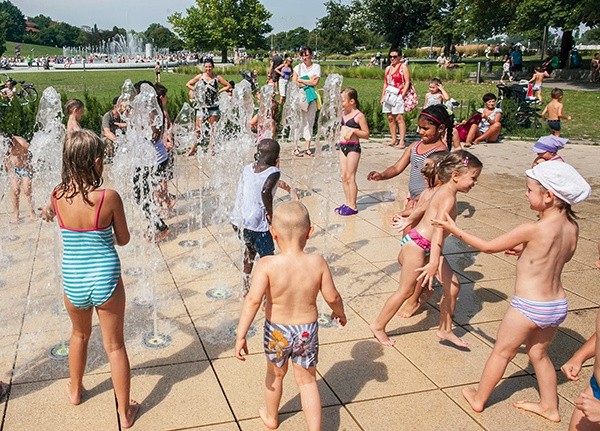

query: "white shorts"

left=279, top=79, right=289, bottom=97
left=382, top=96, right=405, bottom=115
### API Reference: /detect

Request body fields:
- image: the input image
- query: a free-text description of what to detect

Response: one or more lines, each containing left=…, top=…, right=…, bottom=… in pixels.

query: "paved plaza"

left=0, top=138, right=598, bottom=430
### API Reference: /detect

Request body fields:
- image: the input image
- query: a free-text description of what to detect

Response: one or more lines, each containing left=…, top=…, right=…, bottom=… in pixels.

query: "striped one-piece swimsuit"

left=54, top=190, right=121, bottom=310
left=408, top=141, right=447, bottom=200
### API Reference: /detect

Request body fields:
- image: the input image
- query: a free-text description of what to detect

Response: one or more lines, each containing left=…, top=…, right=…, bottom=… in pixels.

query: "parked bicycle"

left=0, top=74, right=38, bottom=106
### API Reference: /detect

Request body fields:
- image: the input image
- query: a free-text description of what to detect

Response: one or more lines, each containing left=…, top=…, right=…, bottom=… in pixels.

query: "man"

left=510, top=45, right=523, bottom=78
left=101, top=96, right=127, bottom=160
left=268, top=50, right=283, bottom=91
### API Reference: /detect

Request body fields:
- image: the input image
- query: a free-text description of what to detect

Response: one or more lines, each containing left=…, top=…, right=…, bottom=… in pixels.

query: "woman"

left=186, top=58, right=231, bottom=155
left=292, top=46, right=321, bottom=157
left=381, top=49, right=411, bottom=148
left=463, top=93, right=502, bottom=147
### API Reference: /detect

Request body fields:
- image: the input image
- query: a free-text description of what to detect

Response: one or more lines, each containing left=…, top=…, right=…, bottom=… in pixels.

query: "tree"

left=579, top=27, right=600, bottom=44
left=271, top=27, right=310, bottom=52
left=363, top=0, right=430, bottom=49
left=145, top=23, right=184, bottom=52
left=168, top=0, right=272, bottom=61
left=0, top=11, right=7, bottom=56
left=0, top=1, right=25, bottom=42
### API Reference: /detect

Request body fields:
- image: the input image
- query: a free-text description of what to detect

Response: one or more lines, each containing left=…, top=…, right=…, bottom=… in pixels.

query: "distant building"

left=81, top=25, right=92, bottom=33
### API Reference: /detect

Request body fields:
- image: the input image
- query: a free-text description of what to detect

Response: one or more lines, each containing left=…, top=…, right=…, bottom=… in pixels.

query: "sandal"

left=338, top=205, right=358, bottom=216
left=335, top=205, right=346, bottom=214
left=293, top=148, right=304, bottom=157
left=305, top=149, right=314, bottom=157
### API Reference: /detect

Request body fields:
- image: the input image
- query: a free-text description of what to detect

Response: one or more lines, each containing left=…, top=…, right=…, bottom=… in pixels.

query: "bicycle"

left=0, top=74, right=38, bottom=106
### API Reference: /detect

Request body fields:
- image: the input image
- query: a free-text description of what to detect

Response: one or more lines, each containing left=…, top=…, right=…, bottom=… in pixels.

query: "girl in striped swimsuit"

left=42, top=130, right=139, bottom=428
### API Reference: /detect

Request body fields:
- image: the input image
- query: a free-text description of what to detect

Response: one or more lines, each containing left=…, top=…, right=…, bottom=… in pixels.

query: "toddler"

left=542, top=88, right=572, bottom=137
left=531, top=135, right=567, bottom=167
left=422, top=78, right=450, bottom=109
left=65, top=99, right=84, bottom=133
left=3, top=133, right=36, bottom=223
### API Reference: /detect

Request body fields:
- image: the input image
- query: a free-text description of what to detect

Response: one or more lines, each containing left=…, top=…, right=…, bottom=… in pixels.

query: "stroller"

left=496, top=81, right=541, bottom=128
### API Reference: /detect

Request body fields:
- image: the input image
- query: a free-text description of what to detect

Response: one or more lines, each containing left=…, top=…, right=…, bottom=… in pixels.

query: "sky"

left=9, top=0, right=350, bottom=34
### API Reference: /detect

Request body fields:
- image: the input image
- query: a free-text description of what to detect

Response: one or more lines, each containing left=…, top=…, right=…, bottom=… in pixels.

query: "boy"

left=542, top=88, right=572, bottom=136
left=235, top=201, right=347, bottom=430
left=531, top=135, right=567, bottom=167
left=529, top=66, right=550, bottom=102
left=433, top=161, right=591, bottom=422
left=3, top=133, right=36, bottom=223
left=231, top=138, right=286, bottom=295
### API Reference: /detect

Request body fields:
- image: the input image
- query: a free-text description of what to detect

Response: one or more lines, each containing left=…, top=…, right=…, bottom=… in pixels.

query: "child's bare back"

left=543, top=99, right=562, bottom=120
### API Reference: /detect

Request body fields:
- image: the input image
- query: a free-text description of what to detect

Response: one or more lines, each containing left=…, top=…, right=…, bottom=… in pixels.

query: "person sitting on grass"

left=462, top=93, right=502, bottom=147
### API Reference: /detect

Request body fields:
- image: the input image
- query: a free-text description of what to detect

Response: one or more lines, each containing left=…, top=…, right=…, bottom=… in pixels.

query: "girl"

left=65, top=99, right=84, bottom=133
left=292, top=46, right=321, bottom=157
left=464, top=93, right=502, bottom=147
left=367, top=104, right=453, bottom=209
left=185, top=58, right=232, bottom=156
left=422, top=78, right=449, bottom=109
left=500, top=54, right=512, bottom=83
left=381, top=48, right=411, bottom=148
left=369, top=156, right=483, bottom=348
left=431, top=161, right=591, bottom=422
left=274, top=56, right=293, bottom=105
left=42, top=130, right=139, bottom=428
left=335, top=87, right=369, bottom=216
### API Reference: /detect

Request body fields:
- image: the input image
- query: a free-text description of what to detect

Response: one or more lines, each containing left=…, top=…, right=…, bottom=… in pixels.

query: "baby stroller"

left=496, top=81, right=541, bottom=128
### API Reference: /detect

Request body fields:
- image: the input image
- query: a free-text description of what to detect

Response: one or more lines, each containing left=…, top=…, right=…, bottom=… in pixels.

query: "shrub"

left=0, top=102, right=38, bottom=140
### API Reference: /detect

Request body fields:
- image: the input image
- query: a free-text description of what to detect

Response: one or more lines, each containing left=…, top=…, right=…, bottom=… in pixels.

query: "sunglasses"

left=389, top=55, right=399, bottom=59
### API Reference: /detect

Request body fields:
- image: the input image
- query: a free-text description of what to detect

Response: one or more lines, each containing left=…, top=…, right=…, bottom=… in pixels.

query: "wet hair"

left=419, top=104, right=454, bottom=150
left=482, top=93, right=497, bottom=103
left=437, top=150, right=483, bottom=183
left=342, top=87, right=360, bottom=110
left=550, top=88, right=564, bottom=99
left=430, top=78, right=442, bottom=86
left=272, top=201, right=311, bottom=239
left=133, top=80, right=155, bottom=94
left=154, top=83, right=168, bottom=98
left=56, top=129, right=106, bottom=205
left=421, top=150, right=449, bottom=188
left=255, top=138, right=280, bottom=165
left=64, top=99, right=84, bottom=114
left=112, top=96, right=119, bottom=105
left=300, top=46, right=313, bottom=57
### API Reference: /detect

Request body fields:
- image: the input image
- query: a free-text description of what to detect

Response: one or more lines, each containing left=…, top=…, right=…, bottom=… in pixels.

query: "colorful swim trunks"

left=263, top=319, right=319, bottom=368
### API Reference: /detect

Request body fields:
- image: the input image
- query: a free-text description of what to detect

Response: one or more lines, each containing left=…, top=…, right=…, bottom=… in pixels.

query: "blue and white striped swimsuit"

left=54, top=190, right=121, bottom=310
left=408, top=141, right=447, bottom=200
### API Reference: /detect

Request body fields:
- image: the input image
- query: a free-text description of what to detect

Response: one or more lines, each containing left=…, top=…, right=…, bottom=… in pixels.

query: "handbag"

left=403, top=85, right=418, bottom=112
left=384, top=85, right=400, bottom=105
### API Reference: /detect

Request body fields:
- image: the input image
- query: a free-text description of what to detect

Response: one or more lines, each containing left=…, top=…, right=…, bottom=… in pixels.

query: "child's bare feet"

left=595, top=258, right=600, bottom=270
left=462, top=386, right=484, bottom=412
left=397, top=295, right=428, bottom=318
left=436, top=329, right=469, bottom=348
left=513, top=400, right=560, bottom=423
left=66, top=381, right=82, bottom=406
left=369, top=324, right=396, bottom=346
left=258, top=406, right=278, bottom=430
left=10, top=216, right=19, bottom=224
left=120, top=400, right=140, bottom=429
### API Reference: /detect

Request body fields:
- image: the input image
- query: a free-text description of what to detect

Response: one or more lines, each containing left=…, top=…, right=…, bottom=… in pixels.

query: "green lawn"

left=4, top=41, right=63, bottom=58
left=6, top=69, right=599, bottom=141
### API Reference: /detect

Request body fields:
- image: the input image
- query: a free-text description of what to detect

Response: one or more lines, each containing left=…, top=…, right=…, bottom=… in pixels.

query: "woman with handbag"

left=292, top=46, right=321, bottom=157
left=381, top=49, right=413, bottom=149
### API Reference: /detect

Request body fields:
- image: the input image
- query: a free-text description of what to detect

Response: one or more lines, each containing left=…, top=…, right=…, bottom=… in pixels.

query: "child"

left=231, top=138, right=284, bottom=295
left=422, top=78, right=450, bottom=109
left=500, top=55, right=513, bottom=83
left=335, top=87, right=370, bottom=216
left=154, top=61, right=161, bottom=83
left=542, top=88, right=572, bottom=137
left=3, top=133, right=36, bottom=223
left=531, top=135, right=567, bottom=167
left=64, top=99, right=84, bottom=133
left=432, top=160, right=591, bottom=422
left=464, top=93, right=502, bottom=147
left=529, top=66, right=550, bottom=102
left=370, top=150, right=482, bottom=348
left=367, top=104, right=453, bottom=210
left=235, top=201, right=347, bottom=430
left=274, top=56, right=293, bottom=105
left=41, top=130, right=139, bottom=428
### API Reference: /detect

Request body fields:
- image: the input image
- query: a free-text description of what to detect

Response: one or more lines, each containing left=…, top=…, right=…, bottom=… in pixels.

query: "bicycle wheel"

left=21, top=86, right=38, bottom=105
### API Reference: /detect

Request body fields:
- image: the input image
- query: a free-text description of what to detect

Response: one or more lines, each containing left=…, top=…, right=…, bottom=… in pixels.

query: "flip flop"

left=293, top=148, right=304, bottom=157
left=338, top=205, right=358, bottom=216
left=305, top=149, right=314, bottom=157
left=335, top=205, right=347, bottom=214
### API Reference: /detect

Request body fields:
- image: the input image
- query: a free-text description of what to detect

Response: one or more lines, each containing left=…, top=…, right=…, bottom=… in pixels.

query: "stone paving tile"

left=347, top=390, right=486, bottom=430
left=444, top=376, right=573, bottom=431
left=239, top=404, right=362, bottom=430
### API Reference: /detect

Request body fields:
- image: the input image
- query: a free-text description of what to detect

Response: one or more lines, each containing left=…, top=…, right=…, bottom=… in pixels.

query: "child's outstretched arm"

left=319, top=258, right=347, bottom=326
left=561, top=332, right=596, bottom=381
left=432, top=212, right=535, bottom=254
left=367, top=145, right=412, bottom=181
left=235, top=259, right=269, bottom=360
left=262, top=171, right=281, bottom=223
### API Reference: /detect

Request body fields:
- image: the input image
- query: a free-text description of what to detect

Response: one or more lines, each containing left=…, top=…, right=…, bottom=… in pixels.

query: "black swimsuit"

left=338, top=112, right=362, bottom=156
